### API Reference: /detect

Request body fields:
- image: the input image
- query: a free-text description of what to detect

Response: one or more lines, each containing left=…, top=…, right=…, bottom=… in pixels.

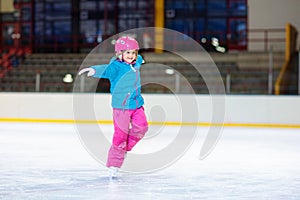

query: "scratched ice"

left=1, top=123, right=300, bottom=200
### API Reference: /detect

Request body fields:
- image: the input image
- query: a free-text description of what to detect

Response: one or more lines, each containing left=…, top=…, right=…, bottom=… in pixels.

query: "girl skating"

left=78, top=36, right=148, bottom=179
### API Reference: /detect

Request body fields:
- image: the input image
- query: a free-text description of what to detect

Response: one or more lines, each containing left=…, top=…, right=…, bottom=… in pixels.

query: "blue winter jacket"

left=90, top=55, right=144, bottom=110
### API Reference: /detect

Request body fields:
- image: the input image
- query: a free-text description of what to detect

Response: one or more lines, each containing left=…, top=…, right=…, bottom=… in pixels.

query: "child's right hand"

left=78, top=68, right=95, bottom=77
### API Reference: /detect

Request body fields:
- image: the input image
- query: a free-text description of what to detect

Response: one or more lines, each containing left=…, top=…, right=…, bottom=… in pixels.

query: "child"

left=78, top=36, right=148, bottom=179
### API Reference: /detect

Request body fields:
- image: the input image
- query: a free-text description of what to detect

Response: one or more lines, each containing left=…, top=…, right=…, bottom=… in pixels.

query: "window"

left=34, top=1, right=71, bottom=46
left=165, top=0, right=247, bottom=51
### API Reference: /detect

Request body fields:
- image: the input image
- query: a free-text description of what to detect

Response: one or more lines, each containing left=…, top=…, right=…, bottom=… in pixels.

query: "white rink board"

left=0, top=93, right=300, bottom=126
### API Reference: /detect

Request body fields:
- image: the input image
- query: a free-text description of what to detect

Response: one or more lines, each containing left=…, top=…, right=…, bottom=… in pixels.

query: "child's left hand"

left=78, top=68, right=96, bottom=77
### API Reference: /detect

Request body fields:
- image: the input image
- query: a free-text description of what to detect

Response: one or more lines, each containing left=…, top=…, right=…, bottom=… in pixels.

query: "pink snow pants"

left=106, top=106, right=148, bottom=168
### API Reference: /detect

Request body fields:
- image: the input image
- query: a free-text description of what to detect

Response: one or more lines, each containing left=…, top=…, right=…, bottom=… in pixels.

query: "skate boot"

left=109, top=167, right=119, bottom=180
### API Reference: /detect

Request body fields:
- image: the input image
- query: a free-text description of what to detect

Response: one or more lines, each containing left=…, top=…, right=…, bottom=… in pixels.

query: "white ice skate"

left=109, top=167, right=119, bottom=180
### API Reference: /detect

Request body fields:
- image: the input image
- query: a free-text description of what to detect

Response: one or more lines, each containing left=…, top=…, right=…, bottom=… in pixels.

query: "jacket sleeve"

left=90, top=63, right=117, bottom=80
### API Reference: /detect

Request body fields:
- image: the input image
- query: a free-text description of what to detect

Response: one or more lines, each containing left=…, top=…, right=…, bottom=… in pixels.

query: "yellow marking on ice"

left=0, top=118, right=300, bottom=129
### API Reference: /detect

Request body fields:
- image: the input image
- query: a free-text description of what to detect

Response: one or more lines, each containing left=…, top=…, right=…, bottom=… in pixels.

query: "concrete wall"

left=0, top=93, right=299, bottom=127
left=248, top=0, right=300, bottom=51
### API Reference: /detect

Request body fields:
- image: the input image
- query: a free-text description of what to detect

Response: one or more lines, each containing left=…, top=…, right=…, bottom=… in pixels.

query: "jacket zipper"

left=134, top=69, right=139, bottom=108
left=122, top=64, right=139, bottom=110
left=122, top=93, right=131, bottom=109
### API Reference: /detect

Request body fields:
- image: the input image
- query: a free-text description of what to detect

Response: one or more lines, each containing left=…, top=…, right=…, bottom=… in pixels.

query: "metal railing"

left=0, top=51, right=281, bottom=94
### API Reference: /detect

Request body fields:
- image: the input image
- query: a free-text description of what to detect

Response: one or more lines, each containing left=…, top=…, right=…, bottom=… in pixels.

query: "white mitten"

left=78, top=68, right=95, bottom=77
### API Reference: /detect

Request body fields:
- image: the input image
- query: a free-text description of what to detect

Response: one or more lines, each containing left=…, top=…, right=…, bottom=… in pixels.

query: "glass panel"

left=194, top=18, right=205, bottom=40
left=138, top=1, right=148, bottom=9
left=80, top=1, right=97, bottom=10
left=34, top=22, right=43, bottom=36
left=166, top=19, right=185, bottom=32
left=106, top=20, right=116, bottom=35
left=21, top=24, right=30, bottom=45
left=207, top=0, right=226, bottom=16
left=207, top=0, right=226, bottom=9
left=230, top=19, right=246, bottom=45
left=21, top=5, right=31, bottom=21
left=117, top=0, right=153, bottom=31
left=207, top=18, right=226, bottom=41
left=35, top=2, right=44, bottom=20
left=80, top=20, right=97, bottom=43
left=54, top=21, right=71, bottom=43
left=45, top=2, right=71, bottom=20
left=164, top=0, right=247, bottom=51
left=34, top=1, right=71, bottom=45
left=166, top=0, right=186, bottom=9
left=45, top=22, right=52, bottom=37
left=195, top=0, right=205, bottom=10
left=98, top=0, right=116, bottom=10
left=229, top=1, right=247, bottom=16
left=2, top=24, right=15, bottom=45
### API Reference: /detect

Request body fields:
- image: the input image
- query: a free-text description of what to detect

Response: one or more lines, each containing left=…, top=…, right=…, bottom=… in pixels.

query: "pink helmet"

left=115, top=36, right=139, bottom=52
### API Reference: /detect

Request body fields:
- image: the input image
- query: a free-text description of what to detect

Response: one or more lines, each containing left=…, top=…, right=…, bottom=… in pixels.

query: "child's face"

left=122, top=50, right=137, bottom=64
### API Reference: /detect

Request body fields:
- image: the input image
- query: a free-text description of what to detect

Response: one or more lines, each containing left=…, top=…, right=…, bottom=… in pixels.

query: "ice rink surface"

left=1, top=122, right=300, bottom=200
